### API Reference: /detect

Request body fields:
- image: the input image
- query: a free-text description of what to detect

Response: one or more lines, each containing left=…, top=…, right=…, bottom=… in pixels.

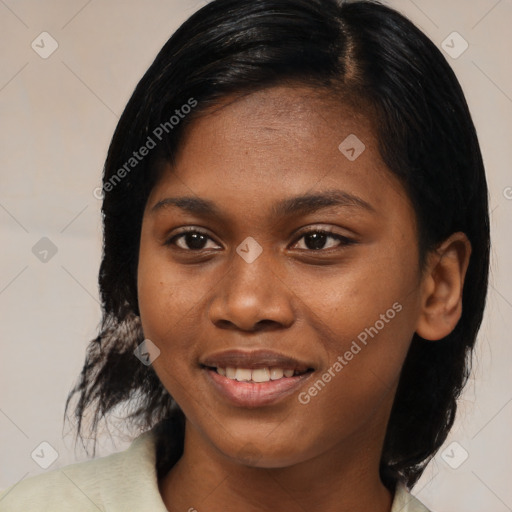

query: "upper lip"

left=201, top=349, right=315, bottom=372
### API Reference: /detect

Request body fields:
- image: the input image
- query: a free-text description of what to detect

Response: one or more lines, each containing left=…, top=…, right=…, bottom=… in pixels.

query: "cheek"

left=137, top=238, right=200, bottom=338
left=137, top=244, right=182, bottom=375
left=301, top=249, right=418, bottom=347
left=292, top=304, right=413, bottom=450
left=136, top=240, right=212, bottom=393
left=295, top=250, right=419, bottom=406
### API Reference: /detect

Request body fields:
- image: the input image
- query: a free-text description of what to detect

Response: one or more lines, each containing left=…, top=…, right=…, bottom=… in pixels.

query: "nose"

left=208, top=247, right=295, bottom=332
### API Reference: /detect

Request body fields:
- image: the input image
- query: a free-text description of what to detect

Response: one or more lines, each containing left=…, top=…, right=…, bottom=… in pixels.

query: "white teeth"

left=269, top=368, right=284, bottom=380
left=252, top=368, right=270, bottom=383
left=215, top=366, right=302, bottom=382
left=235, top=368, right=252, bottom=382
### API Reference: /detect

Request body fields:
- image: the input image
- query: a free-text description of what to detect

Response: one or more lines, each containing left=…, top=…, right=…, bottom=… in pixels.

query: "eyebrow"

left=150, top=190, right=375, bottom=218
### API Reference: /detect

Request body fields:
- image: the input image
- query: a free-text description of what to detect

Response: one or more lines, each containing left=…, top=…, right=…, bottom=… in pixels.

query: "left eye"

left=292, top=230, right=352, bottom=251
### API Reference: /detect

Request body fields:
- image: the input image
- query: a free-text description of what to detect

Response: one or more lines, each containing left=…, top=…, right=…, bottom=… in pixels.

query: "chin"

left=214, top=437, right=310, bottom=469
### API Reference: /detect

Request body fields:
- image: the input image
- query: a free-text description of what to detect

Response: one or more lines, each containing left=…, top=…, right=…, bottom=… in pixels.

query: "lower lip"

left=203, top=368, right=314, bottom=408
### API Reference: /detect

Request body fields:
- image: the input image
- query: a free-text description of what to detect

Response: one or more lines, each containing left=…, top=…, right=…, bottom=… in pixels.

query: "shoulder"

left=0, top=452, right=112, bottom=511
left=391, top=482, right=433, bottom=512
left=0, top=430, right=168, bottom=512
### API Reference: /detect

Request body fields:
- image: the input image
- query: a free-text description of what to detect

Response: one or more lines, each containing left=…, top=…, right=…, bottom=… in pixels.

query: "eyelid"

left=292, top=225, right=354, bottom=240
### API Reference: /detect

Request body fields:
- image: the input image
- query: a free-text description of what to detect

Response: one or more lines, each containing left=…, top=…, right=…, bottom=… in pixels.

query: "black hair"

left=64, top=0, right=490, bottom=489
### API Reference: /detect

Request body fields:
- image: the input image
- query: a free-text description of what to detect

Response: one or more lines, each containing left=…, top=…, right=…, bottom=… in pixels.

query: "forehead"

left=176, top=85, right=377, bottom=163
left=147, top=86, right=409, bottom=221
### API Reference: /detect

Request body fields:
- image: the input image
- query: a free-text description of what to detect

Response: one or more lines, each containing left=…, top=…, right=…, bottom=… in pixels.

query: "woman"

left=0, top=0, right=489, bottom=510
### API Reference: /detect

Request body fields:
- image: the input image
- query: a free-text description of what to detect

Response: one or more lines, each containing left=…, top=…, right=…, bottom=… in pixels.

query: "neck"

left=158, top=420, right=394, bottom=512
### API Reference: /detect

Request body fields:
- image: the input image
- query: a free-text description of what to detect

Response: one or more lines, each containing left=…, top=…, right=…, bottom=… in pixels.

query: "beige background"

left=0, top=0, right=511, bottom=510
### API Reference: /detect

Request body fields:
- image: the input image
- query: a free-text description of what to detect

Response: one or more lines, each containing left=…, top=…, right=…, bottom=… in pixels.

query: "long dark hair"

left=64, top=0, right=490, bottom=489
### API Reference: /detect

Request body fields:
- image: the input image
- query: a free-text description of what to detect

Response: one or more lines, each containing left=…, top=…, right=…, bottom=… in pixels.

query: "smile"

left=200, top=349, right=316, bottom=407
left=202, top=366, right=314, bottom=408
left=214, top=366, right=309, bottom=382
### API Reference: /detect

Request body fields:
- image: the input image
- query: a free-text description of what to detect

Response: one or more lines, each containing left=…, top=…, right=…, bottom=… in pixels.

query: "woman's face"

left=138, top=86, right=425, bottom=468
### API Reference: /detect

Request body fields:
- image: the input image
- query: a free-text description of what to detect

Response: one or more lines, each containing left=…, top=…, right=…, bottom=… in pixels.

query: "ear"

left=415, top=232, right=472, bottom=341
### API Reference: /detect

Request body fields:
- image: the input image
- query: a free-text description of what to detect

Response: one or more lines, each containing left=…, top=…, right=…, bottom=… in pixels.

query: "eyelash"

left=164, top=227, right=355, bottom=252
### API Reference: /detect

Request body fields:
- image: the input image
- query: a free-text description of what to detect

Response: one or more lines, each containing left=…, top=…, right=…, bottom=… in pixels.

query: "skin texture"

left=137, top=86, right=471, bottom=512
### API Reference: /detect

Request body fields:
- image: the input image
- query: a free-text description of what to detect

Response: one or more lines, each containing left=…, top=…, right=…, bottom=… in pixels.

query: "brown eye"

left=166, top=229, right=221, bottom=251
left=293, top=229, right=354, bottom=251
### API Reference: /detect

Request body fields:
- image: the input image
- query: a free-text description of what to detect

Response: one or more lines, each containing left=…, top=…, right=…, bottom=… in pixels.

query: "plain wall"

left=1, top=0, right=511, bottom=510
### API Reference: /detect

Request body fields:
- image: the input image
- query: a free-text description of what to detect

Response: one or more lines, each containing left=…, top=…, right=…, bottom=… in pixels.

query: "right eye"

left=165, top=228, right=222, bottom=251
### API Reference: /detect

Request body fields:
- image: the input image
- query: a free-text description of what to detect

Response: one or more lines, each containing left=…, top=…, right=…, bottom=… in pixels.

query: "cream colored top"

left=0, top=430, right=431, bottom=511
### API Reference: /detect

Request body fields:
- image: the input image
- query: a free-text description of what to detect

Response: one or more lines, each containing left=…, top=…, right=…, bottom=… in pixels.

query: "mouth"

left=202, top=365, right=313, bottom=382
left=200, top=349, right=315, bottom=408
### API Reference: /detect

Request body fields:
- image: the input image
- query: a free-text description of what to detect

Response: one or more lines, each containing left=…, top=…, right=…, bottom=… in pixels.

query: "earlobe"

left=415, top=232, right=472, bottom=341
